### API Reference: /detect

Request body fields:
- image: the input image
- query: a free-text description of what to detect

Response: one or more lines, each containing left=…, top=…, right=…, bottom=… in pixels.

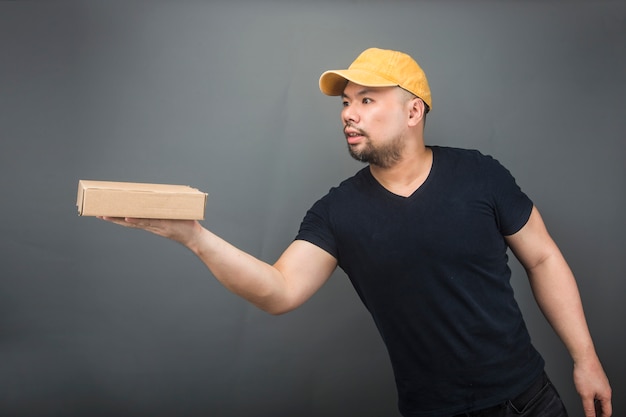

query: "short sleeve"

left=295, top=195, right=339, bottom=259
left=487, top=157, right=533, bottom=236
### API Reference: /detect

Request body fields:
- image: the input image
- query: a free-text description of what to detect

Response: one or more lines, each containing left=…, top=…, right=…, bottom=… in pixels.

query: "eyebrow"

left=341, top=88, right=375, bottom=100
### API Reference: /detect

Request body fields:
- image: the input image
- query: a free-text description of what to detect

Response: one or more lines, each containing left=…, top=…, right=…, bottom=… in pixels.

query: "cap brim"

left=319, top=69, right=398, bottom=96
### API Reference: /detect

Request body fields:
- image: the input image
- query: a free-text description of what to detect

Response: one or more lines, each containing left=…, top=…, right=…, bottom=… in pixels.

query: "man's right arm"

left=100, top=217, right=338, bottom=315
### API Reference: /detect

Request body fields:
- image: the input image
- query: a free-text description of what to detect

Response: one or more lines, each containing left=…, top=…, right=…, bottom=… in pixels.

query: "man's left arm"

left=505, top=206, right=612, bottom=417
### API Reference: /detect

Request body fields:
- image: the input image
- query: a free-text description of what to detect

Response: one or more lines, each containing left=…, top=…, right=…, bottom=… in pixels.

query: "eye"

left=362, top=97, right=372, bottom=104
left=342, top=100, right=350, bottom=107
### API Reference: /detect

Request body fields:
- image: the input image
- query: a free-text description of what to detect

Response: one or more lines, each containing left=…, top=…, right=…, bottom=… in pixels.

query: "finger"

left=98, top=216, right=129, bottom=225
left=123, top=217, right=156, bottom=229
left=123, top=217, right=146, bottom=225
left=98, top=216, right=148, bottom=229
left=596, top=398, right=612, bottom=417
left=582, top=397, right=597, bottom=417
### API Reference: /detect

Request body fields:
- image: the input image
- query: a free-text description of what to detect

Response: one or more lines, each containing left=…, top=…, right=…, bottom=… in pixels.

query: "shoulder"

left=430, top=146, right=511, bottom=181
left=302, top=167, right=370, bottom=218
left=431, top=145, right=500, bottom=165
left=321, top=167, right=373, bottom=200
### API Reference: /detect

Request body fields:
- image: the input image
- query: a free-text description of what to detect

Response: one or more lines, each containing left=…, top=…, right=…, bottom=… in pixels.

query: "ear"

left=407, top=97, right=425, bottom=127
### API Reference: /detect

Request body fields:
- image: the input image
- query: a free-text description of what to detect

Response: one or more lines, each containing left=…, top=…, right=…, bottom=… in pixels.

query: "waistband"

left=452, top=370, right=547, bottom=417
left=510, top=370, right=548, bottom=410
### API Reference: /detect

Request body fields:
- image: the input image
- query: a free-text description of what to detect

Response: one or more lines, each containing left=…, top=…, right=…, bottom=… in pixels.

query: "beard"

left=347, top=132, right=405, bottom=169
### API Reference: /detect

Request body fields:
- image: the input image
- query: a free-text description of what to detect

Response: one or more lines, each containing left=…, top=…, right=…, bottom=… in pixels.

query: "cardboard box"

left=77, top=180, right=207, bottom=220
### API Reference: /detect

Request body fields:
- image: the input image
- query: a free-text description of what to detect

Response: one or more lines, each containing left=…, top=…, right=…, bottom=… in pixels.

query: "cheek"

left=369, top=110, right=396, bottom=132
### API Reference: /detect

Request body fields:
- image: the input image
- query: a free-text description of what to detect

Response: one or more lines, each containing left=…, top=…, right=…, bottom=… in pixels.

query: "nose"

left=342, top=104, right=359, bottom=125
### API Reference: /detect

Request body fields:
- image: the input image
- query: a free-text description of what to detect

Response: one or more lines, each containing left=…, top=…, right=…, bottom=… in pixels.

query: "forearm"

left=100, top=217, right=335, bottom=315
left=526, top=251, right=597, bottom=363
left=184, top=224, right=289, bottom=314
left=527, top=253, right=612, bottom=415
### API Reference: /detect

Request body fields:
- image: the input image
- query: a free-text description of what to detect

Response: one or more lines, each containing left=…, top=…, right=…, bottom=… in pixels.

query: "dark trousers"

left=453, top=371, right=569, bottom=417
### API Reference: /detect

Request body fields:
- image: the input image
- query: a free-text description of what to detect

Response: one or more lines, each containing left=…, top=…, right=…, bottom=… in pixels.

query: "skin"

left=101, top=81, right=612, bottom=416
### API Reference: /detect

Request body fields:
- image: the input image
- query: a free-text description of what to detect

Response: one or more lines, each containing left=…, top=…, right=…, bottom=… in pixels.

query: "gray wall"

left=1, top=1, right=624, bottom=416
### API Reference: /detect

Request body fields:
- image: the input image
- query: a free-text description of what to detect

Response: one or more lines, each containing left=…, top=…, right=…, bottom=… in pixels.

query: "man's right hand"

left=98, top=217, right=202, bottom=248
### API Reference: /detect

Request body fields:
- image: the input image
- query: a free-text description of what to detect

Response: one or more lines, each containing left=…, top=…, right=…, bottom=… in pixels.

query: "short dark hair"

left=400, top=87, right=430, bottom=115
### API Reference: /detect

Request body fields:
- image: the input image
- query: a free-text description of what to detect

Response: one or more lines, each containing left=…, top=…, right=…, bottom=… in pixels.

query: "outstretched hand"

left=98, top=216, right=202, bottom=248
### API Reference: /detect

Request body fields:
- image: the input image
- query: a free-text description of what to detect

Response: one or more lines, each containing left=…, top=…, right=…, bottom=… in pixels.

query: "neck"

left=369, top=145, right=433, bottom=197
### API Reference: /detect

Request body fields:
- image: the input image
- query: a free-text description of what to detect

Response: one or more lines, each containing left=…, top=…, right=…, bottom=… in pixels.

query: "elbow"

left=259, top=300, right=299, bottom=316
left=253, top=292, right=301, bottom=315
left=265, top=307, right=291, bottom=316
left=245, top=269, right=307, bottom=315
left=252, top=278, right=302, bottom=315
left=244, top=289, right=296, bottom=315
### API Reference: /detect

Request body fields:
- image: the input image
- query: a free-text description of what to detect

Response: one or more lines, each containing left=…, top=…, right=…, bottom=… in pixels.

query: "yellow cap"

left=319, top=48, right=432, bottom=111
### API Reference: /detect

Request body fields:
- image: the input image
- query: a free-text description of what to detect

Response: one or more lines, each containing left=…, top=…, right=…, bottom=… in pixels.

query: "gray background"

left=1, top=1, right=624, bottom=416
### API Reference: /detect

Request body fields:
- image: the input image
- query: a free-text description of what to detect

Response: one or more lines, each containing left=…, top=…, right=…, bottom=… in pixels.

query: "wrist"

left=572, top=346, right=600, bottom=368
left=176, top=221, right=206, bottom=252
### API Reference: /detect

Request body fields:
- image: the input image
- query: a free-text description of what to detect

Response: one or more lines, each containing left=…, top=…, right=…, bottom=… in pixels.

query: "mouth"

left=344, top=128, right=366, bottom=145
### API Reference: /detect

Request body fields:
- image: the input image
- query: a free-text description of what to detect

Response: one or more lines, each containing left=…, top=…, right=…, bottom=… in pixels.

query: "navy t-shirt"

left=295, top=146, right=544, bottom=417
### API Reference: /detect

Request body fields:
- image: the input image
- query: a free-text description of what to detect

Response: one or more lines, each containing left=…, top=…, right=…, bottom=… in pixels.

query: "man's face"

left=341, top=82, right=410, bottom=168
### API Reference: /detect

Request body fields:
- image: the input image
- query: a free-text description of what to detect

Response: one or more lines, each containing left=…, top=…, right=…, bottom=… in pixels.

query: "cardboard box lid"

left=77, top=180, right=208, bottom=220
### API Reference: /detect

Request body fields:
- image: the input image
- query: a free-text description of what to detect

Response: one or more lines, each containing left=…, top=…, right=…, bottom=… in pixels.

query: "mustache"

left=344, top=124, right=366, bottom=136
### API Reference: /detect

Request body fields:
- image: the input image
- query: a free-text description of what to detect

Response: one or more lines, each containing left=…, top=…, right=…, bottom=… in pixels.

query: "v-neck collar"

left=364, top=146, right=437, bottom=202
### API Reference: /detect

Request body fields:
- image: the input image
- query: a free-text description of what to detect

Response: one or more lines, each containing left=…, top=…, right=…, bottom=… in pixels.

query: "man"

left=101, top=48, right=612, bottom=417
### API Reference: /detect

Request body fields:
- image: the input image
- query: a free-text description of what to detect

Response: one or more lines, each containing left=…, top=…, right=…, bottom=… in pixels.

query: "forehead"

left=342, top=82, right=399, bottom=98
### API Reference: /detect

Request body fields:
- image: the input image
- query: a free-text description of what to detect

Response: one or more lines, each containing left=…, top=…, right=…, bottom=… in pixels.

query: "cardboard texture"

left=77, top=180, right=207, bottom=220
